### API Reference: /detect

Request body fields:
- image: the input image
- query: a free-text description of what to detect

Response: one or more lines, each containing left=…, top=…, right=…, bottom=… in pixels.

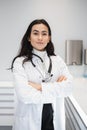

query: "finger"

left=57, top=76, right=64, bottom=82
left=63, top=77, right=67, bottom=80
left=57, top=76, right=67, bottom=82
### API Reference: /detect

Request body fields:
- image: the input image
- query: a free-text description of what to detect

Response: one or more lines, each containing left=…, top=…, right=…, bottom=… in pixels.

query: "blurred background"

left=0, top=0, right=87, bottom=129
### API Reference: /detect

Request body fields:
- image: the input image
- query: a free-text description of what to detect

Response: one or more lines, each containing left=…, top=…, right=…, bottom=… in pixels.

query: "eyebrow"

left=32, top=30, right=48, bottom=33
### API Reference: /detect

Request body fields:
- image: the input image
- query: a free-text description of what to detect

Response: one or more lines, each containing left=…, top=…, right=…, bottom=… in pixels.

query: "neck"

left=32, top=48, right=47, bottom=60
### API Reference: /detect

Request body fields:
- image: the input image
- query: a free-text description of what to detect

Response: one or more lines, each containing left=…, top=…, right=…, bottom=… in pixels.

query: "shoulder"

left=13, top=57, right=25, bottom=68
left=50, top=55, right=67, bottom=68
left=51, top=55, right=65, bottom=63
left=12, top=57, right=28, bottom=74
left=14, top=56, right=25, bottom=63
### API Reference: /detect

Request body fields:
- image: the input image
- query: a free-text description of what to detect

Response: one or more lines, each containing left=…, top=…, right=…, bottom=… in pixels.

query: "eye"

left=33, top=32, right=38, bottom=35
left=42, top=33, right=48, bottom=36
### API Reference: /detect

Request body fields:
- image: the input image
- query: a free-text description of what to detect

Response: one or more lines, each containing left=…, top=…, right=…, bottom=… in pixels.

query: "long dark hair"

left=11, top=19, right=55, bottom=70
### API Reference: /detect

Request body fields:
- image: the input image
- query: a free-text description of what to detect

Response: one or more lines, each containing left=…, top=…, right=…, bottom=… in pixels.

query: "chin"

left=37, top=48, right=45, bottom=51
left=36, top=47, right=46, bottom=51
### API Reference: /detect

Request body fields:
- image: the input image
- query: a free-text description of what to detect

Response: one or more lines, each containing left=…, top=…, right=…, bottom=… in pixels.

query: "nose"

left=38, top=34, right=43, bottom=40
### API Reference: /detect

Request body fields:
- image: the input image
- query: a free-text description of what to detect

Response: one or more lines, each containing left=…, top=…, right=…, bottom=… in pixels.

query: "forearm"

left=28, top=82, right=42, bottom=91
left=28, top=75, right=67, bottom=91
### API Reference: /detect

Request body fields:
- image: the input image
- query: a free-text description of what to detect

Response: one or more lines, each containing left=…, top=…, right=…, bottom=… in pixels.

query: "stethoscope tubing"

left=31, top=53, right=53, bottom=82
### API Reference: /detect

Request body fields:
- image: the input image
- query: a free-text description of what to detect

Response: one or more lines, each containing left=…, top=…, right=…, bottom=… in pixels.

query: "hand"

left=28, top=81, right=42, bottom=91
left=57, top=75, right=67, bottom=82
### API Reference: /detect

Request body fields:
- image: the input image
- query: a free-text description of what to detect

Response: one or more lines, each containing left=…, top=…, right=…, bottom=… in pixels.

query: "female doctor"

left=11, top=19, right=72, bottom=130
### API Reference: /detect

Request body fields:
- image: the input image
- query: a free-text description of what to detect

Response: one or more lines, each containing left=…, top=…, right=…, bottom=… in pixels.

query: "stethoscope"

left=31, top=53, right=53, bottom=82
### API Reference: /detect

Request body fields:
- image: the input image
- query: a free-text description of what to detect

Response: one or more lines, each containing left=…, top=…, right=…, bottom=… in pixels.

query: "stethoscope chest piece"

left=42, top=72, right=53, bottom=82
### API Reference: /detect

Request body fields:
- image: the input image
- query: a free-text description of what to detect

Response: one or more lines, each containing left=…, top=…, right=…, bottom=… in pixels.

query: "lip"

left=36, top=42, right=43, bottom=44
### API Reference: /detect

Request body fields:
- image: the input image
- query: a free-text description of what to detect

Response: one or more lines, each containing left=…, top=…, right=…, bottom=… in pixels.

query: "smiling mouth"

left=37, top=42, right=43, bottom=44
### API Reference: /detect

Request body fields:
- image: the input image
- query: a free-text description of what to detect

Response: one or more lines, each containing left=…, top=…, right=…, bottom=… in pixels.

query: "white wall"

left=0, top=0, right=87, bottom=81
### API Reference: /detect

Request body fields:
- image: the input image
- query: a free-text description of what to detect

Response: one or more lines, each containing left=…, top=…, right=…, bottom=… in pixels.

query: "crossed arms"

left=28, top=75, right=67, bottom=91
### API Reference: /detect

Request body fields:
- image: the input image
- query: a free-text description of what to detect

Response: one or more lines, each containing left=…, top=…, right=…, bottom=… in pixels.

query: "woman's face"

left=29, top=24, right=50, bottom=51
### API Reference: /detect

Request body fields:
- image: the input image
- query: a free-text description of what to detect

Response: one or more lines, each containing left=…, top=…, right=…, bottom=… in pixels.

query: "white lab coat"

left=12, top=49, right=72, bottom=130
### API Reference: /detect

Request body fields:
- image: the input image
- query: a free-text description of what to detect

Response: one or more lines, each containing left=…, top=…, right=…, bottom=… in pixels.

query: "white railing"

left=0, top=81, right=15, bottom=126
left=65, top=96, right=87, bottom=130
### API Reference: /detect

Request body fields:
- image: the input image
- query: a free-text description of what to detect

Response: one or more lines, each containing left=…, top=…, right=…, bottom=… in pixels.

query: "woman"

left=11, top=19, right=72, bottom=130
